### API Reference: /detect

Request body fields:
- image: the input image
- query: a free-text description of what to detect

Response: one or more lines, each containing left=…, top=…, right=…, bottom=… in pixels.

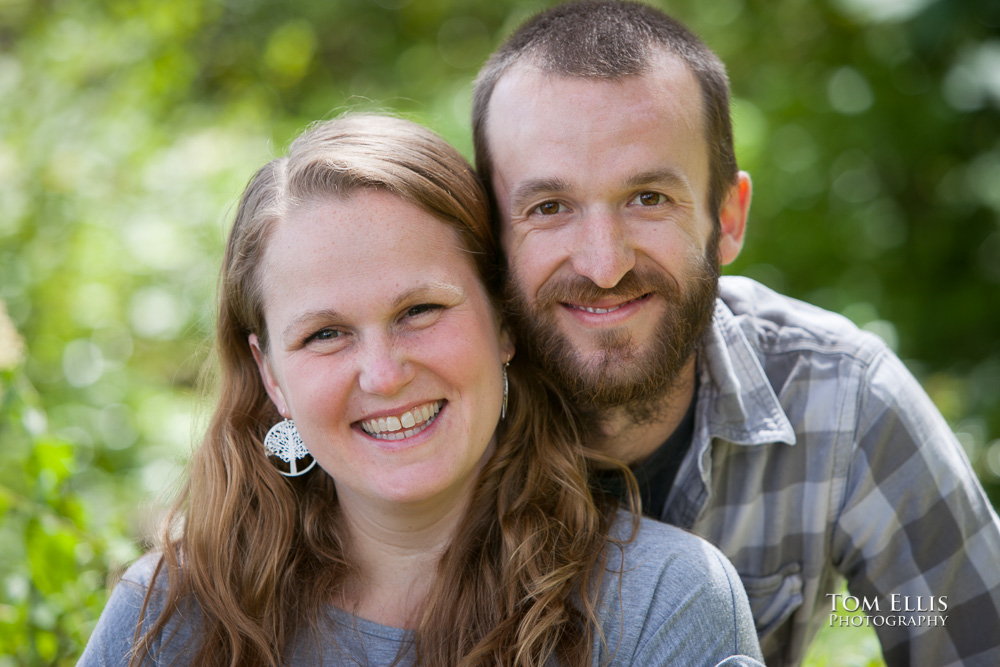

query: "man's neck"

left=595, top=358, right=698, bottom=465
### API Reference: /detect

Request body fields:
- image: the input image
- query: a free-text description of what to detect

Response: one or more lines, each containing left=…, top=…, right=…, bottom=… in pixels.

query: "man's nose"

left=569, top=211, right=635, bottom=289
left=357, top=336, right=414, bottom=397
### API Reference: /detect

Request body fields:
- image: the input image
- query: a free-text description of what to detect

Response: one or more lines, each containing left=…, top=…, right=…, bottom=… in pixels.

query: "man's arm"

left=832, top=347, right=1000, bottom=666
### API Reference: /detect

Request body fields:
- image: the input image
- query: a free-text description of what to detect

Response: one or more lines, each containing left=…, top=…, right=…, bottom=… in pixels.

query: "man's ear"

left=249, top=334, right=288, bottom=417
left=718, top=171, right=752, bottom=266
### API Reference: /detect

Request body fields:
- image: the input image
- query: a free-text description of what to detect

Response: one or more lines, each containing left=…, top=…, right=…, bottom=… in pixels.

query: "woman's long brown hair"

left=129, top=113, right=637, bottom=666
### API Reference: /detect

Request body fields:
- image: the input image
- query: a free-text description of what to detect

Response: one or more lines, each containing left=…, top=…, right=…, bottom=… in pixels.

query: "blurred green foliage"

left=1, top=0, right=997, bottom=664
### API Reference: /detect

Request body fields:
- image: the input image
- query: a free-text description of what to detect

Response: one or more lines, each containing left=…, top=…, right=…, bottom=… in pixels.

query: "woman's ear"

left=249, top=334, right=288, bottom=417
left=499, top=325, right=516, bottom=364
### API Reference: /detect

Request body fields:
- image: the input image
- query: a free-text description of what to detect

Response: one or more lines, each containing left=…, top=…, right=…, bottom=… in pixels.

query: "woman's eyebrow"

left=281, top=308, right=344, bottom=346
left=390, top=281, right=465, bottom=309
left=279, top=282, right=467, bottom=344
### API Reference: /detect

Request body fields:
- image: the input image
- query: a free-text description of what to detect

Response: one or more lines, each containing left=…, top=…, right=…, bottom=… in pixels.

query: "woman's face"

left=251, top=189, right=513, bottom=511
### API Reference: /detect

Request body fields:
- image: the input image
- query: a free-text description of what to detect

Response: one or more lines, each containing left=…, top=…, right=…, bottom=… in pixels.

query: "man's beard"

left=503, top=236, right=720, bottom=423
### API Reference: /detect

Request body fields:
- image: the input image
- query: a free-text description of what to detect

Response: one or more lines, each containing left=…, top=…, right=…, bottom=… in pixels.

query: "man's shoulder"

left=717, top=275, right=884, bottom=359
left=695, top=276, right=898, bottom=449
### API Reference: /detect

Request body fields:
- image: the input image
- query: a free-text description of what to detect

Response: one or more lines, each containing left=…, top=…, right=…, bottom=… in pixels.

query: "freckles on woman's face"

left=251, top=190, right=514, bottom=510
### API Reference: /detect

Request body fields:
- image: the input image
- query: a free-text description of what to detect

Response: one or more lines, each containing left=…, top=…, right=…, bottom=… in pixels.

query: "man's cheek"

left=519, top=247, right=563, bottom=289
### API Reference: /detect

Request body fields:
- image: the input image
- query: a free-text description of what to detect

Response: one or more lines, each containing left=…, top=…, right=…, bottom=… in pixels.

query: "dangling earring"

left=501, top=361, right=510, bottom=420
left=263, top=418, right=317, bottom=477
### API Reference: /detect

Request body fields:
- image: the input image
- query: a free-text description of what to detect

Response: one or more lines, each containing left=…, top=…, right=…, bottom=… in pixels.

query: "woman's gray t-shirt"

left=78, top=514, right=763, bottom=666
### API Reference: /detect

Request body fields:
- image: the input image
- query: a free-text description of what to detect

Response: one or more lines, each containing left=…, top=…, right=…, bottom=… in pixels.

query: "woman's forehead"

left=257, top=191, right=484, bottom=317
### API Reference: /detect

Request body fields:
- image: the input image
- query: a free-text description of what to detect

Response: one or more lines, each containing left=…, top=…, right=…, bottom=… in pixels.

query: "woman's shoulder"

left=76, top=553, right=196, bottom=667
left=607, top=512, right=736, bottom=583
left=594, top=511, right=764, bottom=665
left=118, top=552, right=167, bottom=588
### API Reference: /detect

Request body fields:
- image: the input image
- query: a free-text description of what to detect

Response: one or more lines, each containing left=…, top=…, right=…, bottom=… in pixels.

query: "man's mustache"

left=535, top=269, right=680, bottom=307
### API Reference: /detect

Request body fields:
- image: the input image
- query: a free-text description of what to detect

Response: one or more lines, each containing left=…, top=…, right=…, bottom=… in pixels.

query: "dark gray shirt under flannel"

left=664, top=276, right=1000, bottom=666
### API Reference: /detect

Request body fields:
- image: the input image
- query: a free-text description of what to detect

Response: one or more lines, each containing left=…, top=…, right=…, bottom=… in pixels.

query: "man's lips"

left=562, top=293, right=653, bottom=314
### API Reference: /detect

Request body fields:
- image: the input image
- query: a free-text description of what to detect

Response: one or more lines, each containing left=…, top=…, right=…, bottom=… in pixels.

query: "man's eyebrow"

left=622, top=168, right=690, bottom=192
left=508, top=177, right=572, bottom=212
left=508, top=170, right=692, bottom=213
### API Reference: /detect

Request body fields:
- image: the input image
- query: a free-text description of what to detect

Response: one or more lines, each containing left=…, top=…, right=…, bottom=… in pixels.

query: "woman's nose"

left=357, top=337, right=415, bottom=397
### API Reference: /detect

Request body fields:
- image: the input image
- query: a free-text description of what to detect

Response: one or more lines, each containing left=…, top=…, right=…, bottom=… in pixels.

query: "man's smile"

left=559, top=293, right=656, bottom=328
left=563, top=293, right=653, bottom=315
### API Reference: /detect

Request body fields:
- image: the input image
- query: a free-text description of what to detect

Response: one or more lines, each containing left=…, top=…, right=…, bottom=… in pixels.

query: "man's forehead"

left=484, top=56, right=706, bottom=182
left=488, top=49, right=694, bottom=110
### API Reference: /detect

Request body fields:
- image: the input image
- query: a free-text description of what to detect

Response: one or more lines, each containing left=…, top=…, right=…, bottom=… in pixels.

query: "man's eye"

left=631, top=192, right=667, bottom=206
left=532, top=201, right=566, bottom=215
left=406, top=303, right=442, bottom=318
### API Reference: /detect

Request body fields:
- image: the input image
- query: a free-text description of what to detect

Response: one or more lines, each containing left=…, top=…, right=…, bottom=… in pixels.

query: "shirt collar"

left=696, top=298, right=797, bottom=448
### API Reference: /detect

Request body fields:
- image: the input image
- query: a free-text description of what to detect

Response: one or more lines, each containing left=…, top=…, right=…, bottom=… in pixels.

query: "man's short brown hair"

left=472, top=1, right=737, bottom=222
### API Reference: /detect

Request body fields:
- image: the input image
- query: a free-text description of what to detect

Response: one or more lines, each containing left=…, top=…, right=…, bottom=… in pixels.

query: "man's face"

left=485, top=55, right=747, bottom=412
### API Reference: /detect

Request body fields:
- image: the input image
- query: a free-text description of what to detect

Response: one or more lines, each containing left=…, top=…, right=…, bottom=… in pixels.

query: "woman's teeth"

left=360, top=401, right=442, bottom=440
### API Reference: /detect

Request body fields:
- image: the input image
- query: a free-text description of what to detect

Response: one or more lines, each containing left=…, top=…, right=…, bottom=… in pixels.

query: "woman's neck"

left=335, top=483, right=474, bottom=629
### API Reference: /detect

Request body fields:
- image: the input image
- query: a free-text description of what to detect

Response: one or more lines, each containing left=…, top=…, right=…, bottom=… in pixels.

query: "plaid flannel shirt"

left=659, top=276, right=1000, bottom=666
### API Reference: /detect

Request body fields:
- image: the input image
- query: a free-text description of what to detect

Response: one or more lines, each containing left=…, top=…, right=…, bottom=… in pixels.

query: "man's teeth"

left=571, top=294, right=647, bottom=314
left=360, top=401, right=442, bottom=440
left=577, top=304, right=623, bottom=314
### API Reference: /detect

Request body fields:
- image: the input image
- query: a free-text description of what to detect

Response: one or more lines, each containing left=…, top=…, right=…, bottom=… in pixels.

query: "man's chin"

left=573, top=350, right=647, bottom=378
left=548, top=347, right=681, bottom=408
left=560, top=325, right=653, bottom=362
left=565, top=342, right=637, bottom=368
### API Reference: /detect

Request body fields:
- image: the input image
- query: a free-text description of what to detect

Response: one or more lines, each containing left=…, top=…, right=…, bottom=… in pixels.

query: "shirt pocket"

left=739, top=561, right=803, bottom=637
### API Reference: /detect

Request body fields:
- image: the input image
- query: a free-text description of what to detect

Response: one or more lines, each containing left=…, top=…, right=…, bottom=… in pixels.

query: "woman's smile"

left=358, top=399, right=444, bottom=441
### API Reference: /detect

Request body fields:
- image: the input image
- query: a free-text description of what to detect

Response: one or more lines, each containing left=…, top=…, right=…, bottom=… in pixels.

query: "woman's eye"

left=307, top=328, right=341, bottom=343
left=631, top=192, right=667, bottom=206
left=405, top=303, right=442, bottom=318
left=532, top=201, right=566, bottom=215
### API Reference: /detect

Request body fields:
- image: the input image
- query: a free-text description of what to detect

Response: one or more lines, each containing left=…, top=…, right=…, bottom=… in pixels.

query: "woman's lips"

left=358, top=400, right=443, bottom=441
